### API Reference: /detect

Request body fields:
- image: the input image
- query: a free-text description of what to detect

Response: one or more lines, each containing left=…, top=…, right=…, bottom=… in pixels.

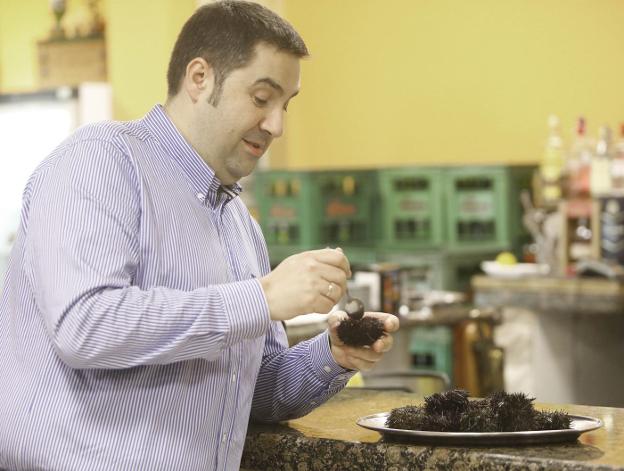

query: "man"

left=0, top=2, right=398, bottom=470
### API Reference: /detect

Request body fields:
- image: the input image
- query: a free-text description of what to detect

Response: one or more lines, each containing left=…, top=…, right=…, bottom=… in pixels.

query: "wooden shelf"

left=37, top=37, right=107, bottom=88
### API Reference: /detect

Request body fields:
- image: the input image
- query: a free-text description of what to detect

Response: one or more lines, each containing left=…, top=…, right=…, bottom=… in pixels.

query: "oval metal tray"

left=356, top=412, right=602, bottom=446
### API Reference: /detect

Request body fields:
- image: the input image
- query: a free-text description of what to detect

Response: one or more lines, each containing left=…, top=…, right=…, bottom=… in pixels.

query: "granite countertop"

left=241, top=389, right=624, bottom=470
left=472, top=275, right=624, bottom=315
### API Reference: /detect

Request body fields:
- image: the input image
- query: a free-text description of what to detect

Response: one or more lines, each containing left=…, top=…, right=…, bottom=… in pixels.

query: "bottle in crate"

left=255, top=170, right=316, bottom=265
left=256, top=170, right=377, bottom=265
left=318, top=171, right=378, bottom=265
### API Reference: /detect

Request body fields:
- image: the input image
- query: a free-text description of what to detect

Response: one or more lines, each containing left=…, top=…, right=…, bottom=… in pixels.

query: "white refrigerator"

left=0, top=82, right=112, bottom=283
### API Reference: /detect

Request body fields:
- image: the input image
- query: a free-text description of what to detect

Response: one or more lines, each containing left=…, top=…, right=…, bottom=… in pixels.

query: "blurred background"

left=1, top=0, right=623, bottom=407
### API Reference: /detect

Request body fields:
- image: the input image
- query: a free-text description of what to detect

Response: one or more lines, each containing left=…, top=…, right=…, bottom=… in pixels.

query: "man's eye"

left=253, top=96, right=268, bottom=106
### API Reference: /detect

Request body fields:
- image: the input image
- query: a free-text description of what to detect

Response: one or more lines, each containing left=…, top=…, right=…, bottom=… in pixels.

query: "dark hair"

left=167, top=0, right=309, bottom=104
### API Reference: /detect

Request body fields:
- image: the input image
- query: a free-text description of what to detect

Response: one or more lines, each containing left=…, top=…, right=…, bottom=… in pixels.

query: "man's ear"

left=183, top=58, right=215, bottom=103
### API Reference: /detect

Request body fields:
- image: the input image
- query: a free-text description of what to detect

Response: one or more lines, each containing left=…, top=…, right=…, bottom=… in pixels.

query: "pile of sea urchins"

left=386, top=389, right=571, bottom=433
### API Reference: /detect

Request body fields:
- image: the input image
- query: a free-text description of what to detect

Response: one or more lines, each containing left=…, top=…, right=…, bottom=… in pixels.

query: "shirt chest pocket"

left=218, top=207, right=264, bottom=282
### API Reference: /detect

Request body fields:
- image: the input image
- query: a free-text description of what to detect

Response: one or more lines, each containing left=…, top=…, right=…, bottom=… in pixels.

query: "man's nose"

left=260, top=108, right=284, bottom=138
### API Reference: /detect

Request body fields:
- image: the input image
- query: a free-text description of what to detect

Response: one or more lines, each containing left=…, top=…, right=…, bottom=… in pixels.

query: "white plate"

left=356, top=412, right=602, bottom=446
left=481, top=261, right=550, bottom=279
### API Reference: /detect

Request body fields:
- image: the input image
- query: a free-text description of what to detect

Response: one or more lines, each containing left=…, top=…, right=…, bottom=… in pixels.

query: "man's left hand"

left=327, top=311, right=400, bottom=371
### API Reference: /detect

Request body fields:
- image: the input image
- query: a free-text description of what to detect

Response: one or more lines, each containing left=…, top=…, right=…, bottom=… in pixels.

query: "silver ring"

left=326, top=283, right=334, bottom=297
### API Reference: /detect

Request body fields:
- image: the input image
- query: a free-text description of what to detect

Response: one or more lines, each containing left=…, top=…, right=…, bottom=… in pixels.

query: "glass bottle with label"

left=565, top=117, right=594, bottom=199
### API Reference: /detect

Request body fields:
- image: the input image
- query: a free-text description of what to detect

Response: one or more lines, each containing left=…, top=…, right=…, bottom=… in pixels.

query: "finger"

left=315, top=261, right=348, bottom=282
left=327, top=310, right=348, bottom=330
left=363, top=312, right=400, bottom=333
left=313, top=296, right=338, bottom=315
left=309, top=248, right=351, bottom=277
left=316, top=261, right=347, bottom=290
left=300, top=255, right=348, bottom=294
left=320, top=292, right=340, bottom=309
left=371, top=333, right=394, bottom=353
left=318, top=278, right=344, bottom=304
left=334, top=247, right=352, bottom=277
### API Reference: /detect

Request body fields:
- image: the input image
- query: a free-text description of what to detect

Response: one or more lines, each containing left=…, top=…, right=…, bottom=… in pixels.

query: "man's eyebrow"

left=253, top=77, right=299, bottom=98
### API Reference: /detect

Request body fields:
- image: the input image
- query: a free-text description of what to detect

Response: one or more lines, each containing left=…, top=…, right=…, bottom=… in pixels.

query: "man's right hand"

left=259, top=248, right=351, bottom=321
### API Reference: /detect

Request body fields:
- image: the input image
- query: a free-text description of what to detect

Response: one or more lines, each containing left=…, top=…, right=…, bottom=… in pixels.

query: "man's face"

left=192, top=43, right=301, bottom=185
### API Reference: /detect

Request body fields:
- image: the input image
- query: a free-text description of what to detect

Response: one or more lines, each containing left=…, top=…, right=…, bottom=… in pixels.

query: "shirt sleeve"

left=250, top=321, right=356, bottom=423
left=24, top=138, right=271, bottom=369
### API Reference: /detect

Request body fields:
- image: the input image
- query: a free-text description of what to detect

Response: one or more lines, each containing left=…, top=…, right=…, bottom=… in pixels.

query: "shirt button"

left=196, top=192, right=204, bottom=200
left=323, top=366, right=331, bottom=373
left=231, top=374, right=237, bottom=383
left=222, top=433, right=228, bottom=443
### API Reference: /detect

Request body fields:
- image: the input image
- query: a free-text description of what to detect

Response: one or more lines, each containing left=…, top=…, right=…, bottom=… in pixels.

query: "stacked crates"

left=443, top=165, right=534, bottom=254
left=315, top=170, right=378, bottom=251
left=255, top=165, right=535, bottom=270
left=254, top=170, right=312, bottom=263
left=375, top=167, right=445, bottom=299
left=377, top=167, right=445, bottom=250
left=255, top=170, right=378, bottom=266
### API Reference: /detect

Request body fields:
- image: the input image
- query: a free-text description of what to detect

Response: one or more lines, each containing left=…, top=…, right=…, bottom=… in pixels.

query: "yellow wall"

left=2, top=1, right=623, bottom=168
left=282, top=0, right=624, bottom=169
left=106, top=0, right=196, bottom=120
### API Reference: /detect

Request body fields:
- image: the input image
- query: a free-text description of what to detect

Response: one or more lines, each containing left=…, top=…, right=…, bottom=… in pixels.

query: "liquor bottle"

left=590, top=125, right=613, bottom=197
left=611, top=124, right=624, bottom=193
left=538, top=115, right=565, bottom=207
left=562, top=117, right=597, bottom=272
left=565, top=117, right=594, bottom=199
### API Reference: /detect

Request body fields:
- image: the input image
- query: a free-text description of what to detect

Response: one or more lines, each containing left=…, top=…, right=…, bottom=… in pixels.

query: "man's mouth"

left=242, top=139, right=265, bottom=158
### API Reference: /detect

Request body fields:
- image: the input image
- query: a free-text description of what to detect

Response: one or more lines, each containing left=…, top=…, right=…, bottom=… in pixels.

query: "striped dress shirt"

left=0, top=105, right=353, bottom=471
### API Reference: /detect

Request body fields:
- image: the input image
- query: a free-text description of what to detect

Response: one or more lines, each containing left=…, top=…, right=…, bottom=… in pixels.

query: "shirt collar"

left=141, top=104, right=242, bottom=206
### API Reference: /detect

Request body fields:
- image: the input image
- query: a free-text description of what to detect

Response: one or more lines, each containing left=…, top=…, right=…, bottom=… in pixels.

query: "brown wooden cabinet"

left=37, top=37, right=107, bottom=88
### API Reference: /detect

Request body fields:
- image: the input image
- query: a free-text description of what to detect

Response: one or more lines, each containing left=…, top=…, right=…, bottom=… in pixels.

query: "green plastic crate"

left=255, top=170, right=378, bottom=265
left=409, top=325, right=453, bottom=383
left=314, top=170, right=378, bottom=248
left=254, top=170, right=315, bottom=263
left=443, top=165, right=534, bottom=253
left=378, top=167, right=445, bottom=250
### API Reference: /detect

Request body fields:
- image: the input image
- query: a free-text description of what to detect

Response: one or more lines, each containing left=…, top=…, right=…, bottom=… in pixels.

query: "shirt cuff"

left=308, top=330, right=355, bottom=385
left=213, top=278, right=271, bottom=345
